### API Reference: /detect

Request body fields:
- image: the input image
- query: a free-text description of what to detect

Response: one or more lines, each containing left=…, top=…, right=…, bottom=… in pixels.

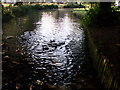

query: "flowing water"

left=2, top=9, right=101, bottom=90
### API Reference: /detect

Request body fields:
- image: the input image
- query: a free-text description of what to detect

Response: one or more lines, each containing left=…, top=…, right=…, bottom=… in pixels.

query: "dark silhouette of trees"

left=85, top=2, right=120, bottom=26
left=14, top=2, right=23, bottom=6
left=99, top=2, right=113, bottom=26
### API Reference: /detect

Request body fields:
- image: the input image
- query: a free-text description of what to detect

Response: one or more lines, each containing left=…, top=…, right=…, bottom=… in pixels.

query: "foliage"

left=2, top=6, right=14, bottom=22
left=11, top=5, right=32, bottom=17
left=82, top=4, right=120, bottom=27
left=82, top=5, right=100, bottom=26
left=43, top=4, right=58, bottom=9
left=111, top=6, right=120, bottom=11
left=63, top=4, right=85, bottom=8
left=33, top=4, right=58, bottom=10
left=72, top=9, right=87, bottom=18
left=33, top=4, right=44, bottom=10
left=2, top=5, right=33, bottom=22
left=2, top=4, right=59, bottom=22
left=14, top=2, right=23, bottom=6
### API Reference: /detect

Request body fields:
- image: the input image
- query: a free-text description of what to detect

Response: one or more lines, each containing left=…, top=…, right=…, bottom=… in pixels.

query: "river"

left=2, top=9, right=102, bottom=90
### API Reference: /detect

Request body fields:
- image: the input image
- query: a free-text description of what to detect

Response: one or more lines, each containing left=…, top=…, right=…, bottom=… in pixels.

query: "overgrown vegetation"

left=72, top=8, right=88, bottom=19
left=2, top=4, right=58, bottom=22
left=63, top=3, right=86, bottom=8
left=72, top=2, right=120, bottom=27
left=83, top=4, right=120, bottom=26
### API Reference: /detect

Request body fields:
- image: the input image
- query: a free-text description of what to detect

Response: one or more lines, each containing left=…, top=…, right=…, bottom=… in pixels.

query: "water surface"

left=2, top=9, right=101, bottom=89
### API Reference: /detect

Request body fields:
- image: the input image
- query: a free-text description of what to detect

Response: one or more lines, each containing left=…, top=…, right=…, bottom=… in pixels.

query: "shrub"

left=33, top=4, right=43, bottom=10
left=43, top=4, right=58, bottom=9
left=82, top=4, right=120, bottom=27
left=82, top=5, right=100, bottom=26
left=2, top=7, right=14, bottom=22
left=63, top=4, right=85, bottom=8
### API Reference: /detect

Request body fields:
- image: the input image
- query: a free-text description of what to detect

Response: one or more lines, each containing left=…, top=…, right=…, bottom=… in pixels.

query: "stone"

left=6, top=36, right=14, bottom=39
left=35, top=80, right=43, bottom=85
left=3, top=56, right=10, bottom=59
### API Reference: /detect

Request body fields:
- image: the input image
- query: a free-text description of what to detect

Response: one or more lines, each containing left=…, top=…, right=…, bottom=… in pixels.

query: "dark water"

left=2, top=9, right=101, bottom=90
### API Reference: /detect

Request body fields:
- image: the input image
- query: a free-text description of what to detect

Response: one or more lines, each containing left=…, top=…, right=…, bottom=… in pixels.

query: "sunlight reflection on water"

left=20, top=10, right=85, bottom=86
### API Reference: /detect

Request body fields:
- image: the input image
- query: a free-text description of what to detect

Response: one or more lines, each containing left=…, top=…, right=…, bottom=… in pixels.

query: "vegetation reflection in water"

left=19, top=10, right=85, bottom=86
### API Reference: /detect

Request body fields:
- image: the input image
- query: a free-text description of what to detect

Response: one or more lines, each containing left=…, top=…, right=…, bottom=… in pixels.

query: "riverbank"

left=72, top=8, right=120, bottom=89
left=72, top=7, right=120, bottom=72
left=88, top=26, right=120, bottom=71
left=86, top=26, right=120, bottom=89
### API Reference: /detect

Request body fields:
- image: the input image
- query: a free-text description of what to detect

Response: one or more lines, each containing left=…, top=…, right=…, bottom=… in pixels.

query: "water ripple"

left=20, top=10, right=85, bottom=86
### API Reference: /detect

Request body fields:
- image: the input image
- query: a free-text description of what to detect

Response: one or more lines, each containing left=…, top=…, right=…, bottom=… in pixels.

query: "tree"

left=100, top=2, right=111, bottom=13
left=14, top=2, right=23, bottom=6
left=99, top=2, right=113, bottom=26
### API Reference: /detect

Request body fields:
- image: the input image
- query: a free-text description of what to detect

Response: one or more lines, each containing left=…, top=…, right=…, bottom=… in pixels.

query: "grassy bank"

left=72, top=8, right=88, bottom=18
left=72, top=8, right=88, bottom=27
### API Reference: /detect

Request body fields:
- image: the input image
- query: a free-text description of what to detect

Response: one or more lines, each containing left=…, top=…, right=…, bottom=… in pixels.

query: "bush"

left=82, top=4, right=120, bottom=27
left=2, top=7, right=14, bottom=22
left=12, top=5, right=32, bottom=17
left=33, top=4, right=43, bottom=10
left=43, top=4, right=58, bottom=9
left=63, top=4, right=85, bottom=8
left=82, top=5, right=100, bottom=26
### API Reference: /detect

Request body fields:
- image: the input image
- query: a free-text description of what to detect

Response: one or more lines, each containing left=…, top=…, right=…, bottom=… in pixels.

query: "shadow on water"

left=2, top=9, right=102, bottom=90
